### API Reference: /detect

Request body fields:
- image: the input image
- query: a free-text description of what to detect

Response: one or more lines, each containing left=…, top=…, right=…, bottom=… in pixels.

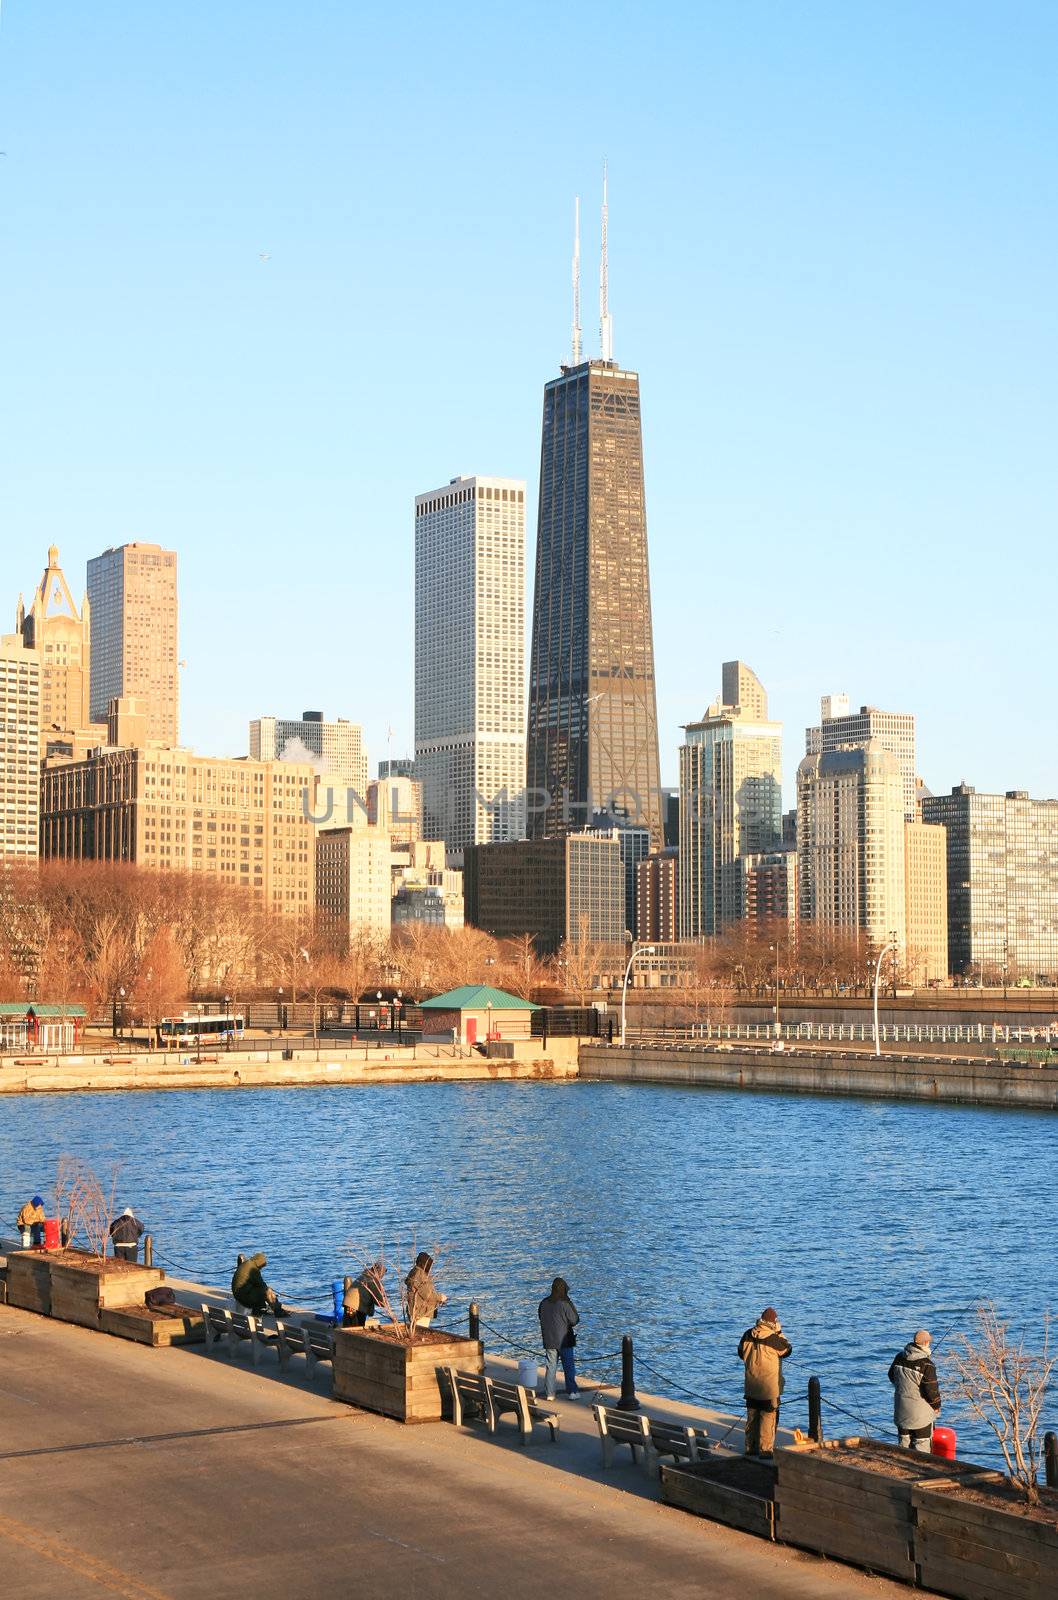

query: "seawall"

left=0, top=1040, right=578, bottom=1094
left=578, top=1043, right=1058, bottom=1111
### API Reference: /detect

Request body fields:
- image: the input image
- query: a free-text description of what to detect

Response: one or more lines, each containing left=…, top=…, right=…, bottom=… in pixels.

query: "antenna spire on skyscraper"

left=599, top=160, right=613, bottom=362
left=571, top=195, right=582, bottom=365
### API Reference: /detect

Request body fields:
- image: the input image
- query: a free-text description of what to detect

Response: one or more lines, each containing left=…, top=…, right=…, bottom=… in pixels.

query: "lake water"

left=1, top=1078, right=1053, bottom=1465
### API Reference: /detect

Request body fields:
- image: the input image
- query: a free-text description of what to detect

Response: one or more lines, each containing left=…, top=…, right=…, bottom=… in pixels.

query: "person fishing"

left=888, top=1329, right=942, bottom=1453
left=404, top=1251, right=446, bottom=1327
left=343, top=1261, right=384, bottom=1328
left=231, top=1252, right=289, bottom=1318
left=16, top=1195, right=46, bottom=1248
left=738, top=1306, right=792, bottom=1457
left=538, top=1277, right=581, bottom=1401
left=109, top=1207, right=145, bottom=1264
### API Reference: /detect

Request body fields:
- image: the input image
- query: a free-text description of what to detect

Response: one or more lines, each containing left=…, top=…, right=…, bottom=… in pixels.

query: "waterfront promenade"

left=0, top=1299, right=918, bottom=1600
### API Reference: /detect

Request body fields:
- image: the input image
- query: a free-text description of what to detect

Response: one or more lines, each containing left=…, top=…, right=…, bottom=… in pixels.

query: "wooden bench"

left=595, top=1404, right=710, bottom=1478
left=487, top=1375, right=560, bottom=1444
left=274, top=1319, right=334, bottom=1376
left=200, top=1303, right=278, bottom=1364
left=445, top=1367, right=492, bottom=1429
left=444, top=1368, right=559, bottom=1445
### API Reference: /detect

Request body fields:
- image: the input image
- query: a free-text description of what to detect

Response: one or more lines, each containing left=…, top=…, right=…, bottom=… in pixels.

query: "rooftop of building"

left=420, top=984, right=539, bottom=1012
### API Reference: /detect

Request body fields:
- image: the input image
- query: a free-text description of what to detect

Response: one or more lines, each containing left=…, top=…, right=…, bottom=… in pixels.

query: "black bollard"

left=616, top=1335, right=640, bottom=1411
left=143, top=1234, right=153, bottom=1268
left=808, top=1375, right=823, bottom=1443
left=1045, top=1431, right=1058, bottom=1490
left=469, top=1301, right=480, bottom=1343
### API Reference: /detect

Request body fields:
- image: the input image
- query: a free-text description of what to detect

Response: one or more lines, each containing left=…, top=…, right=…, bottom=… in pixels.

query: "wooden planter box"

left=48, top=1252, right=165, bottom=1329
left=775, top=1438, right=991, bottom=1583
left=6, top=1251, right=53, bottom=1315
left=912, top=1473, right=1058, bottom=1600
left=332, top=1327, right=484, bottom=1423
left=100, top=1305, right=205, bottom=1347
left=660, top=1456, right=777, bottom=1540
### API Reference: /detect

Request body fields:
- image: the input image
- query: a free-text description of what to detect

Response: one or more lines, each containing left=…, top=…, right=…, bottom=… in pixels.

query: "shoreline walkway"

left=0, top=1296, right=922, bottom=1600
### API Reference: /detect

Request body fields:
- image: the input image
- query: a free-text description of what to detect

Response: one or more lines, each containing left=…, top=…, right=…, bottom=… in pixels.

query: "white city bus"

left=157, top=1013, right=245, bottom=1046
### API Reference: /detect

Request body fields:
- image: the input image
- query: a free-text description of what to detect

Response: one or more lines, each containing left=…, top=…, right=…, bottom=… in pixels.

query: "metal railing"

left=625, top=1019, right=1058, bottom=1050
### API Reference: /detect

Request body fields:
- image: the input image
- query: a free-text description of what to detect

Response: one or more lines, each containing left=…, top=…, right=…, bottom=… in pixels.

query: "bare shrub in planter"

left=54, top=1154, right=120, bottom=1261
left=948, top=1303, right=1055, bottom=1506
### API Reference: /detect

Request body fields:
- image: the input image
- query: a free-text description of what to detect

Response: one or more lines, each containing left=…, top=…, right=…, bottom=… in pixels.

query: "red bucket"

left=43, top=1217, right=61, bottom=1250
left=932, top=1425, right=957, bottom=1459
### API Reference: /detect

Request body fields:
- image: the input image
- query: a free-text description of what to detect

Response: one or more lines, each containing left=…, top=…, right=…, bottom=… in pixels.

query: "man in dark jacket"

left=738, top=1307, right=792, bottom=1457
left=889, top=1330, right=941, bottom=1452
left=109, top=1208, right=145, bottom=1264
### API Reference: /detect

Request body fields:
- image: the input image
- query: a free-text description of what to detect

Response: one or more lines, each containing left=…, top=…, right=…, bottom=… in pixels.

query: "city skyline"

left=1, top=5, right=1056, bottom=806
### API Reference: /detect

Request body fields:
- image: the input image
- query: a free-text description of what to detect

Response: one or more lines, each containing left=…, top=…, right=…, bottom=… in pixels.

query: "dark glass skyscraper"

left=526, top=357, right=663, bottom=845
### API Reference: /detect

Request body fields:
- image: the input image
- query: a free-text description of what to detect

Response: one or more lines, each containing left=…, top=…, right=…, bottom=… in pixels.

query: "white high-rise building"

left=316, top=826, right=392, bottom=939
left=0, top=634, right=41, bottom=861
left=806, top=697, right=916, bottom=821
left=414, top=475, right=526, bottom=853
left=797, top=740, right=907, bottom=950
left=679, top=663, right=783, bottom=937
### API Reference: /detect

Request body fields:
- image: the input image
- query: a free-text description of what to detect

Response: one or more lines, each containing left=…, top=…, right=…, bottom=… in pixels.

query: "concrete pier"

left=580, top=1042, right=1058, bottom=1110
left=0, top=1299, right=918, bottom=1599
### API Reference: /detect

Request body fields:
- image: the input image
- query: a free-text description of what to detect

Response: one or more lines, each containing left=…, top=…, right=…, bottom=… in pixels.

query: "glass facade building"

left=526, top=360, right=662, bottom=845
left=922, top=785, right=1058, bottom=980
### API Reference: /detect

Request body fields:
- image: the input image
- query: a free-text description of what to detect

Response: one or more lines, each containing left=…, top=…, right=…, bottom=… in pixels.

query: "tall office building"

left=806, top=695, right=917, bottom=821
left=316, top=827, right=392, bottom=939
left=922, top=785, right=1058, bottom=980
left=797, top=741, right=906, bottom=949
left=526, top=180, right=662, bottom=845
left=463, top=834, right=624, bottom=953
left=250, top=711, right=368, bottom=822
left=904, top=819, right=948, bottom=983
left=366, top=774, right=423, bottom=846
left=17, top=546, right=93, bottom=735
left=0, top=634, right=41, bottom=861
left=636, top=848, right=679, bottom=943
left=737, top=851, right=798, bottom=924
left=87, top=543, right=179, bottom=744
left=41, top=745, right=316, bottom=915
left=678, top=663, right=783, bottom=937
left=414, top=474, right=526, bottom=853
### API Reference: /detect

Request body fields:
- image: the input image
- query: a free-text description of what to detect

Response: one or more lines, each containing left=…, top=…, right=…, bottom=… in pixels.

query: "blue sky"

left=1, top=1, right=1055, bottom=801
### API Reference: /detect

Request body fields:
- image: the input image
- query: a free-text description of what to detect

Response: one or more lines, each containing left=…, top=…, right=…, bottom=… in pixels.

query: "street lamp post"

left=485, top=1000, right=493, bottom=1047
left=872, top=934, right=900, bottom=1057
left=620, top=945, right=657, bottom=1046
left=770, top=942, right=781, bottom=1037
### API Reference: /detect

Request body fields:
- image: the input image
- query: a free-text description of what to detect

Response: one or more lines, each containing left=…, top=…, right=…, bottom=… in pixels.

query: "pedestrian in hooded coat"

left=404, top=1252, right=447, bottom=1327
left=738, top=1307, right=792, bottom=1457
left=538, top=1278, right=580, bottom=1400
left=889, top=1330, right=941, bottom=1452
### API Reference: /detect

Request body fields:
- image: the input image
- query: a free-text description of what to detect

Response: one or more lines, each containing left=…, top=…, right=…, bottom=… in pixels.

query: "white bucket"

left=517, top=1357, right=539, bottom=1390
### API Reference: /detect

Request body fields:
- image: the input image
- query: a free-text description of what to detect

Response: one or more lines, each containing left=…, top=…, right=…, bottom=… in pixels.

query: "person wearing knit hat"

left=108, top=1206, right=145, bottom=1264
left=889, top=1329, right=942, bottom=1452
left=738, top=1307, right=792, bottom=1457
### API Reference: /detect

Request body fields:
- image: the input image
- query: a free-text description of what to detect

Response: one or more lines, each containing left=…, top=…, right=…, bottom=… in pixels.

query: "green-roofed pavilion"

left=419, top=984, right=537, bottom=1047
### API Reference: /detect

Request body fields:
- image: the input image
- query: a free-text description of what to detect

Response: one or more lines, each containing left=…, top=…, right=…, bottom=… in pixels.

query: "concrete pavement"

left=0, top=1301, right=923, bottom=1600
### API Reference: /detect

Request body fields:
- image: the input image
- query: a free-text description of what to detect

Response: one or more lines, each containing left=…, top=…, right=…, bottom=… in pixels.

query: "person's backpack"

left=145, top=1286, right=176, bottom=1309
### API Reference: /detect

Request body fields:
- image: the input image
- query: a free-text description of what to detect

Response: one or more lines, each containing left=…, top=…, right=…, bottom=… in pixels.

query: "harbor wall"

left=578, top=1043, right=1058, bottom=1111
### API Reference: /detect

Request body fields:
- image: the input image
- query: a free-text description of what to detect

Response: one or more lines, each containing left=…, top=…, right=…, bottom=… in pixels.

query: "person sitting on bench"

left=231, top=1251, right=289, bottom=1317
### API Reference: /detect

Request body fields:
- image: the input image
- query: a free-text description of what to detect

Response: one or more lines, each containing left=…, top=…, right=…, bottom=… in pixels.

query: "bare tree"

left=54, top=1154, right=121, bottom=1262
left=128, top=926, right=189, bottom=1045
left=948, top=1303, right=1056, bottom=1505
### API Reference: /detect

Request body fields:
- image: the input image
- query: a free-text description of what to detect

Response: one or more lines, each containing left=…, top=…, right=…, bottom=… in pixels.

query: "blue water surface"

left=1, top=1079, right=1052, bottom=1465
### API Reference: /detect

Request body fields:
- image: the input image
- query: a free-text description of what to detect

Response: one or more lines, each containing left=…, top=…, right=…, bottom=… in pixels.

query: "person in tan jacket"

left=738, top=1306, right=792, bottom=1457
